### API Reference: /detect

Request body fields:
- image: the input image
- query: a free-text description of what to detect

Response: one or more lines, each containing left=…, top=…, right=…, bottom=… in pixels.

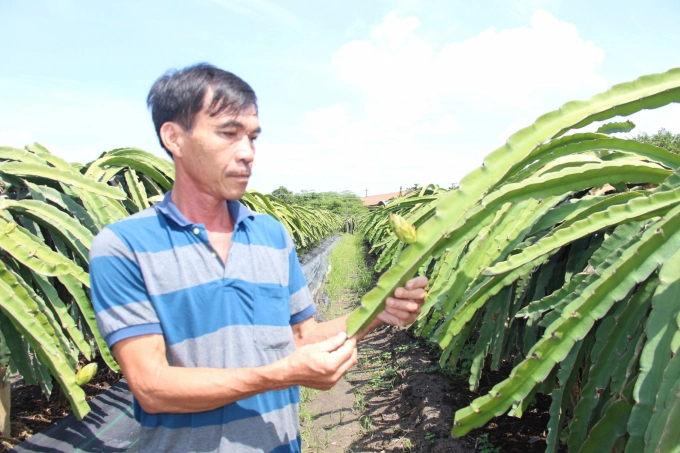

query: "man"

left=90, top=63, right=427, bottom=453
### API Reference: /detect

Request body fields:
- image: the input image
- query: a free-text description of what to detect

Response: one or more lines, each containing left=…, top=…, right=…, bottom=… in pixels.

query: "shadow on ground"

left=341, top=325, right=564, bottom=453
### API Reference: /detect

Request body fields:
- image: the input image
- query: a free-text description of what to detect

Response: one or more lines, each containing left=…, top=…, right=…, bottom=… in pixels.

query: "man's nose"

left=234, top=136, right=255, bottom=163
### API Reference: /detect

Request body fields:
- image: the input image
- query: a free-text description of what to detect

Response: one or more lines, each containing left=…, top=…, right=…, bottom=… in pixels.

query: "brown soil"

left=303, top=324, right=565, bottom=453
left=1, top=354, right=121, bottom=452
left=3, top=330, right=563, bottom=453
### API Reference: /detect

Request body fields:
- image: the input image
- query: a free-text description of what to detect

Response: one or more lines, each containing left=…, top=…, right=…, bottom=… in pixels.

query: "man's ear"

left=159, top=122, right=184, bottom=159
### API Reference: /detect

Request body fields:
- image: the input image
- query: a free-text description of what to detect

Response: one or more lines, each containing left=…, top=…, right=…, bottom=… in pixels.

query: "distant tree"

left=328, top=200, right=342, bottom=212
left=633, top=128, right=680, bottom=154
left=274, top=189, right=367, bottom=216
left=271, top=186, right=293, bottom=202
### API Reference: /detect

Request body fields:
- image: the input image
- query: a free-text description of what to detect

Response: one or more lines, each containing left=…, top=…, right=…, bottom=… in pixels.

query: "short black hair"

left=147, top=63, right=258, bottom=155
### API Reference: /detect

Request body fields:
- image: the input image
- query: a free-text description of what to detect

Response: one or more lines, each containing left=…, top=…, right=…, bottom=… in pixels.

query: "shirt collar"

left=155, top=191, right=255, bottom=228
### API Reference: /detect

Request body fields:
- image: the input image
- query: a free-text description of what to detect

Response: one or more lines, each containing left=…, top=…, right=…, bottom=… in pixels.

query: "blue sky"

left=1, top=0, right=679, bottom=197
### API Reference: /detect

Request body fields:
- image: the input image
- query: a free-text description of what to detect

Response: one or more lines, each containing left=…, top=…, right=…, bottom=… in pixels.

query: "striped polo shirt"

left=89, top=192, right=315, bottom=453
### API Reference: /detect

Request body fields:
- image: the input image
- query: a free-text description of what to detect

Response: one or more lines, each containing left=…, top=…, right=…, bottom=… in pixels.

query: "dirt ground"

left=4, top=247, right=561, bottom=452
left=3, top=329, right=562, bottom=453
left=0, top=354, right=121, bottom=451
left=302, top=324, right=563, bottom=453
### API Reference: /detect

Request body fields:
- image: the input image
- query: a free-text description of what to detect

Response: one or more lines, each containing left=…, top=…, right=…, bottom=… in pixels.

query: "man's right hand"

left=284, top=332, right=357, bottom=390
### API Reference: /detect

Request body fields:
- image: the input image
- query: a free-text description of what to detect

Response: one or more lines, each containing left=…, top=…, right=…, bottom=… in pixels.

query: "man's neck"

left=170, top=181, right=234, bottom=233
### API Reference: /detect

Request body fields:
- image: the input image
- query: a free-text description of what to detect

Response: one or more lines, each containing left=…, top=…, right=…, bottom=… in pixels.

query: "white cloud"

left=257, top=9, right=609, bottom=195
left=332, top=10, right=605, bottom=110
left=319, top=9, right=606, bottom=148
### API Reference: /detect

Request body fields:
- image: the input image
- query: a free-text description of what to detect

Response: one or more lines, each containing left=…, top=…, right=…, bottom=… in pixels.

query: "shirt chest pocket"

left=254, top=286, right=294, bottom=351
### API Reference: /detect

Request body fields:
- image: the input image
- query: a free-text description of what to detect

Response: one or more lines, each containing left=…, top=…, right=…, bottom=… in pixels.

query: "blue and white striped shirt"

left=90, top=192, right=315, bottom=452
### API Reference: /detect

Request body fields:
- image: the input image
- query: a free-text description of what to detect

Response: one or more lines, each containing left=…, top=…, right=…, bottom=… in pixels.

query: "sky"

left=1, top=0, right=679, bottom=197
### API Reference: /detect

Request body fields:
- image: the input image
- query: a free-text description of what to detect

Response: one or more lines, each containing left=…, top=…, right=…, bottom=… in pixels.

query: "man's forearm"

left=294, top=314, right=383, bottom=347
left=114, top=334, right=301, bottom=414
left=129, top=357, right=292, bottom=414
left=115, top=331, right=357, bottom=415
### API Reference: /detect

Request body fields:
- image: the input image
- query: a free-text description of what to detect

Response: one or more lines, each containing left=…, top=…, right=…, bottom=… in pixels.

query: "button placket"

left=191, top=226, right=220, bottom=265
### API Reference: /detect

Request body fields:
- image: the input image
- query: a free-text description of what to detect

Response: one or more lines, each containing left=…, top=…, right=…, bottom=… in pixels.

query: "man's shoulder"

left=241, top=210, right=294, bottom=250
left=247, top=209, right=282, bottom=229
left=104, top=206, right=160, bottom=235
left=90, top=206, right=163, bottom=258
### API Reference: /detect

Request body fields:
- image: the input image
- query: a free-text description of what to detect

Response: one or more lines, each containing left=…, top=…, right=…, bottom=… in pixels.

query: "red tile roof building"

left=362, top=191, right=408, bottom=208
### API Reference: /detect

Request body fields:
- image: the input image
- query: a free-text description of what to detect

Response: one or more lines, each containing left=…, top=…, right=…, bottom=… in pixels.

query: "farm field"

left=305, top=326, right=568, bottom=453
left=301, top=234, right=562, bottom=453
left=343, top=70, right=680, bottom=453
left=1, top=67, right=680, bottom=452
left=5, top=234, right=557, bottom=452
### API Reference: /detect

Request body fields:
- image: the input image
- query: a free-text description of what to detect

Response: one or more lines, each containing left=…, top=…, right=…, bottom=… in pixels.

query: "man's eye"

left=250, top=135, right=259, bottom=142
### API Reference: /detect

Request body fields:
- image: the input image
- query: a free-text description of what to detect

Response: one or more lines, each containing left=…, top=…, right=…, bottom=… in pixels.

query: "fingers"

left=395, top=276, right=428, bottom=300
left=381, top=306, right=419, bottom=326
left=316, top=331, right=348, bottom=353
left=404, top=275, right=428, bottom=291
left=329, top=336, right=356, bottom=362
left=330, top=338, right=358, bottom=371
left=323, top=343, right=358, bottom=389
left=379, top=296, right=422, bottom=328
left=386, top=297, right=422, bottom=313
left=378, top=276, right=428, bottom=330
left=394, top=287, right=426, bottom=300
left=335, top=344, right=358, bottom=376
left=296, top=336, right=358, bottom=390
left=297, top=334, right=356, bottom=373
left=378, top=309, right=403, bottom=327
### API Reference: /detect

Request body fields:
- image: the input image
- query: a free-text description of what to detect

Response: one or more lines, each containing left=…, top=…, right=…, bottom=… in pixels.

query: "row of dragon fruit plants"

left=347, top=68, right=680, bottom=453
left=0, top=144, right=342, bottom=425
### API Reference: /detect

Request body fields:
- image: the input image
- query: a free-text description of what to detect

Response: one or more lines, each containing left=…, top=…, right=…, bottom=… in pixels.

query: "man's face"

left=176, top=99, right=260, bottom=201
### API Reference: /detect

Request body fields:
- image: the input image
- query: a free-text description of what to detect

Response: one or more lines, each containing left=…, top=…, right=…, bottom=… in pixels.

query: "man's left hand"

left=376, top=275, right=428, bottom=328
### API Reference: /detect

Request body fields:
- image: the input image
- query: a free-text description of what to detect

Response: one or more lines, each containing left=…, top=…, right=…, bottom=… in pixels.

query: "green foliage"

left=0, top=144, right=342, bottom=420
left=323, top=234, right=373, bottom=309
left=0, top=144, right=172, bottom=418
left=475, top=433, right=500, bottom=453
left=351, top=67, right=680, bottom=452
left=343, top=214, right=361, bottom=234
left=271, top=185, right=293, bottom=203
left=268, top=187, right=367, bottom=216
left=596, top=120, right=636, bottom=134
left=357, top=184, right=450, bottom=273
left=634, top=127, right=680, bottom=154
left=241, top=190, right=343, bottom=254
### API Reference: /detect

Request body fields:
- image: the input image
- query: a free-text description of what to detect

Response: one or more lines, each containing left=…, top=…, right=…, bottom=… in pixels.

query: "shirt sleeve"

left=89, top=228, right=163, bottom=348
left=284, top=232, right=316, bottom=325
